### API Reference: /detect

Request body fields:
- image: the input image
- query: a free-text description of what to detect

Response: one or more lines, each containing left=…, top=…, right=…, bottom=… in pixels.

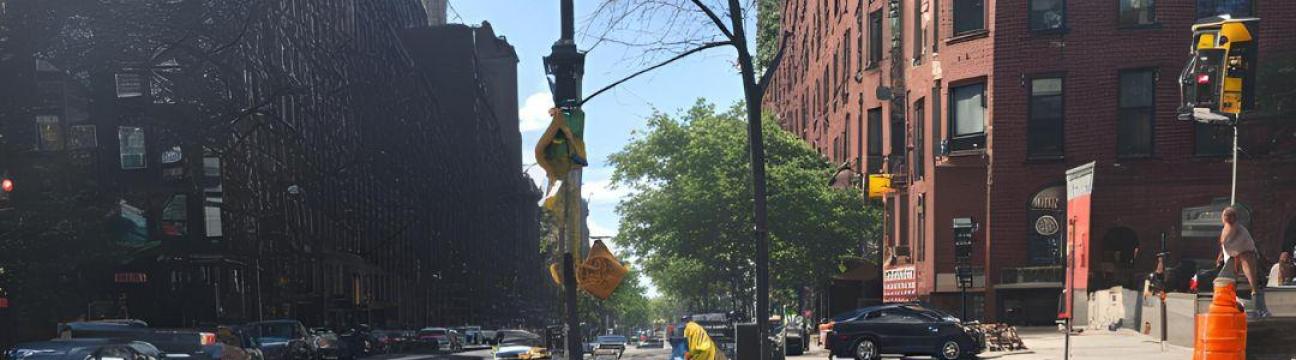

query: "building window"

left=35, top=115, right=63, bottom=151
left=913, top=0, right=926, bottom=62
left=954, top=0, right=985, bottom=35
left=1029, top=77, right=1065, bottom=158
left=844, top=29, right=852, bottom=82
left=1120, top=0, right=1155, bottom=26
left=857, top=1, right=865, bottom=75
left=914, top=99, right=926, bottom=179
left=917, top=194, right=926, bottom=262
left=1118, top=69, right=1155, bottom=157
left=1195, top=123, right=1231, bottom=156
left=115, top=73, right=144, bottom=98
left=949, top=83, right=986, bottom=151
left=204, top=155, right=224, bottom=239
left=890, top=109, right=906, bottom=173
left=869, top=10, right=883, bottom=67
left=162, top=194, right=188, bottom=237
left=868, top=108, right=883, bottom=174
left=1196, top=0, right=1252, bottom=19
left=118, top=126, right=147, bottom=169
left=1030, top=0, right=1065, bottom=31
left=69, top=125, right=97, bottom=149
left=857, top=102, right=865, bottom=172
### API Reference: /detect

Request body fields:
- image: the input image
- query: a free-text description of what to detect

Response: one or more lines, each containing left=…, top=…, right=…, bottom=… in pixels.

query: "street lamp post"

left=546, top=1, right=587, bottom=358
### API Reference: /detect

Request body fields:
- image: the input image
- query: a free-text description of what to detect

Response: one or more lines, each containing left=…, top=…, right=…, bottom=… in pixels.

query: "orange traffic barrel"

left=1194, top=279, right=1247, bottom=360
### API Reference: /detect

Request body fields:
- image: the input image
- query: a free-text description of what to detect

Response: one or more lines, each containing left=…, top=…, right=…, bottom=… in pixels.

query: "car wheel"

left=853, top=338, right=878, bottom=360
left=938, top=339, right=962, bottom=360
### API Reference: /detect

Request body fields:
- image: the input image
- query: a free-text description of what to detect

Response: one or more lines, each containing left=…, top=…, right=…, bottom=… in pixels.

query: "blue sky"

left=451, top=1, right=753, bottom=277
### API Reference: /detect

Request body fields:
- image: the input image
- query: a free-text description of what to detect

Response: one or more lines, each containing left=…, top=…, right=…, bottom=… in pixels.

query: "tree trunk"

left=727, top=0, right=770, bottom=358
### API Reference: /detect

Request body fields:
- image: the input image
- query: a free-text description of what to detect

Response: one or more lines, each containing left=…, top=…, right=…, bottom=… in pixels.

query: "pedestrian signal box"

left=953, top=218, right=976, bottom=263
left=1179, top=17, right=1258, bottom=125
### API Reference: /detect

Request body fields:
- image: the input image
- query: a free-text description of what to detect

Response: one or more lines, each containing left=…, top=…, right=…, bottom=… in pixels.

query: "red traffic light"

left=2, top=178, right=13, bottom=193
left=1196, top=73, right=1211, bottom=85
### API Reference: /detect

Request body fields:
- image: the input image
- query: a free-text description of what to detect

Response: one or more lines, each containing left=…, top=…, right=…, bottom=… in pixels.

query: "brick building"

left=0, top=0, right=546, bottom=340
left=764, top=0, right=1296, bottom=324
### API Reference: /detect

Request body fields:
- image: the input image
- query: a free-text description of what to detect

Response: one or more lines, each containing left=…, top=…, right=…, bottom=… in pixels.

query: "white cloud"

left=519, top=91, right=553, bottom=133
left=582, top=178, right=632, bottom=205
left=587, top=218, right=618, bottom=240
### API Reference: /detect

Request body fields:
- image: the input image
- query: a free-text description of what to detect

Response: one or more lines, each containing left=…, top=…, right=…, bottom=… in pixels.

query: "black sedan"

left=5, top=339, right=167, bottom=360
left=825, top=303, right=984, bottom=360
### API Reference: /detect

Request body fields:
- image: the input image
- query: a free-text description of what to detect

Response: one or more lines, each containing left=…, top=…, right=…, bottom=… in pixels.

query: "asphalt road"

left=363, top=346, right=673, bottom=360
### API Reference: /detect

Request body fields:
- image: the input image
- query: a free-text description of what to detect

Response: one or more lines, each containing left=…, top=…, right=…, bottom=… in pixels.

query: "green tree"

left=755, top=0, right=782, bottom=74
left=608, top=100, right=880, bottom=315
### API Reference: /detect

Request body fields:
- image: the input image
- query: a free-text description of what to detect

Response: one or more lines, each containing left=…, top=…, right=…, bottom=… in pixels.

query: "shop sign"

left=883, top=265, right=918, bottom=303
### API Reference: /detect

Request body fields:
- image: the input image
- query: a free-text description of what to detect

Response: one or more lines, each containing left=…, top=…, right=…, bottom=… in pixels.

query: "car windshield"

left=597, top=336, right=626, bottom=343
left=252, top=323, right=295, bottom=340
left=418, top=329, right=446, bottom=336
left=832, top=308, right=870, bottom=322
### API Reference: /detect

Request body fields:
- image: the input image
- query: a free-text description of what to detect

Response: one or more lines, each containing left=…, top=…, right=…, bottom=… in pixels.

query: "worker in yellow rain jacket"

left=683, top=322, right=727, bottom=360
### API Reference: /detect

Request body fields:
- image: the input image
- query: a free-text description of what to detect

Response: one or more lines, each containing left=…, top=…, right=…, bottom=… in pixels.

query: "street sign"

left=576, top=239, right=627, bottom=300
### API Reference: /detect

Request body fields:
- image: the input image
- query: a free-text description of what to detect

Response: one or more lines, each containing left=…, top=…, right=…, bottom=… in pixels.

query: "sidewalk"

left=997, top=327, right=1192, bottom=360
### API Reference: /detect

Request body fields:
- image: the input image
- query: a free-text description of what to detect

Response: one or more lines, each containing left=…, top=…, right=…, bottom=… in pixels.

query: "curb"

left=975, top=350, right=1036, bottom=359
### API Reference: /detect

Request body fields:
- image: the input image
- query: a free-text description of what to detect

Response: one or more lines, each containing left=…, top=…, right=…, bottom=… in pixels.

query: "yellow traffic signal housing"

left=1180, top=17, right=1258, bottom=124
left=534, top=107, right=588, bottom=183
left=867, top=174, right=893, bottom=199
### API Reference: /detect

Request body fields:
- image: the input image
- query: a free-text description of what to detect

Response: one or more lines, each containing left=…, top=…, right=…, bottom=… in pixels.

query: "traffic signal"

left=0, top=173, right=12, bottom=209
left=1179, top=17, right=1259, bottom=125
left=534, top=107, right=588, bottom=184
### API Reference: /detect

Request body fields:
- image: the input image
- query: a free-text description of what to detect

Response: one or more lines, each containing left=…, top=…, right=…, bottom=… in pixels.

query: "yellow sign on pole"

left=576, top=239, right=628, bottom=300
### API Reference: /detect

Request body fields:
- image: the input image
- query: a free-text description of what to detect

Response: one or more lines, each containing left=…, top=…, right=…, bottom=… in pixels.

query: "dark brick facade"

left=766, top=0, right=1296, bottom=323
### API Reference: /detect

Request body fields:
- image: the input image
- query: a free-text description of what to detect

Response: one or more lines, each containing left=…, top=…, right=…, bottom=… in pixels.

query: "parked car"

left=57, top=321, right=234, bottom=360
left=309, top=328, right=339, bottom=360
left=774, top=315, right=807, bottom=356
left=211, top=325, right=267, bottom=360
left=452, top=326, right=483, bottom=345
left=415, top=327, right=460, bottom=351
left=371, top=330, right=411, bottom=353
left=480, top=330, right=499, bottom=345
left=593, top=335, right=627, bottom=354
left=491, top=331, right=548, bottom=360
left=825, top=303, right=984, bottom=360
left=636, top=336, right=663, bottom=349
left=5, top=339, right=168, bottom=360
left=336, top=326, right=373, bottom=360
left=245, top=320, right=318, bottom=360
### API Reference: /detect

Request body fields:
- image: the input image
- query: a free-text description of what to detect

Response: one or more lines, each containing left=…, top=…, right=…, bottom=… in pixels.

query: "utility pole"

left=545, top=1, right=586, bottom=358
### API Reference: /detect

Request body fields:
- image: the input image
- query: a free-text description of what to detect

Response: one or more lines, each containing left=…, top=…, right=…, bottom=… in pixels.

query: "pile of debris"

left=975, top=323, right=1027, bottom=351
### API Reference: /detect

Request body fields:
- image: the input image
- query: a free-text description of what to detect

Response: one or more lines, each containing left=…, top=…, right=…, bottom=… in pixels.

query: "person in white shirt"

left=1268, top=251, right=1295, bottom=287
left=1216, top=207, right=1261, bottom=292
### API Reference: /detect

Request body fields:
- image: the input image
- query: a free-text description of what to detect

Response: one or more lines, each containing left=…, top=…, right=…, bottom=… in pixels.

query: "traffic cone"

left=1193, top=276, right=1247, bottom=360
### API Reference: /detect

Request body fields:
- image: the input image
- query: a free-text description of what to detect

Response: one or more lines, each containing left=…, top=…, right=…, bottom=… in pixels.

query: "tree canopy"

left=608, top=100, right=880, bottom=315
